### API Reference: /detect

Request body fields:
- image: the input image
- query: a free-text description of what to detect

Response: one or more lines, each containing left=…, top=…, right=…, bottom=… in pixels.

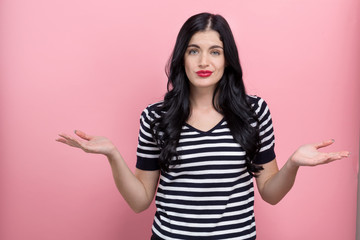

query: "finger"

left=321, top=151, right=350, bottom=163
left=55, top=138, right=67, bottom=144
left=314, top=139, right=334, bottom=149
left=58, top=133, right=83, bottom=148
left=56, top=136, right=76, bottom=147
left=58, top=133, right=72, bottom=140
left=336, top=151, right=350, bottom=158
left=74, top=130, right=92, bottom=141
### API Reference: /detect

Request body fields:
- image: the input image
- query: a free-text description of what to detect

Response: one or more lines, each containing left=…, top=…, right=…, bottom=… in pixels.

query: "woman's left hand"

left=289, top=139, right=350, bottom=167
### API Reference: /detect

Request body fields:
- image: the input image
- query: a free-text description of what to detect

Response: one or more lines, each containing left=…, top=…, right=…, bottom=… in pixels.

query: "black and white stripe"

left=136, top=95, right=276, bottom=240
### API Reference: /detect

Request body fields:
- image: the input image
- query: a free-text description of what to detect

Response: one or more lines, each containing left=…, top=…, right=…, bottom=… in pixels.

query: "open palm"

left=290, top=139, right=349, bottom=167
left=56, top=130, right=116, bottom=157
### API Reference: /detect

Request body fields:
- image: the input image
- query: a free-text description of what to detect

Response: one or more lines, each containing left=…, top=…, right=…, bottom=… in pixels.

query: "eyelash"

left=188, top=49, right=221, bottom=55
left=189, top=49, right=198, bottom=55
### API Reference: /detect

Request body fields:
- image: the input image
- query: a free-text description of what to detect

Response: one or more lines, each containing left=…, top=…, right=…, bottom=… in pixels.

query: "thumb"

left=74, top=130, right=93, bottom=141
left=313, top=139, right=334, bottom=149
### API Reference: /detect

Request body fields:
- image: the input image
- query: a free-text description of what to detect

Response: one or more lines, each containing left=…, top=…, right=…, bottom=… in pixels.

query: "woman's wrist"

left=105, top=147, right=121, bottom=161
left=287, top=155, right=300, bottom=171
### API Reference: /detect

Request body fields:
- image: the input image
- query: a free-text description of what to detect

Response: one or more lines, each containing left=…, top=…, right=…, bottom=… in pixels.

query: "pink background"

left=1, top=0, right=359, bottom=239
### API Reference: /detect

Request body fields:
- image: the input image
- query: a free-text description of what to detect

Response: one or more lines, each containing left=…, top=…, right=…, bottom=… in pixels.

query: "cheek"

left=184, top=62, right=190, bottom=75
left=184, top=59, right=195, bottom=75
left=215, top=64, right=225, bottom=79
left=215, top=60, right=226, bottom=73
left=183, top=62, right=192, bottom=80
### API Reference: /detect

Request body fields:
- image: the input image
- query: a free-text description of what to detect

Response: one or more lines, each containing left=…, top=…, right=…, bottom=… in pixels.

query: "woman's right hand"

left=56, top=130, right=117, bottom=157
left=57, top=129, right=160, bottom=213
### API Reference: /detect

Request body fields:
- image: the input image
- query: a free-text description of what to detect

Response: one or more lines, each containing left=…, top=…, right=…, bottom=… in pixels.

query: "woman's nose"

left=199, top=53, right=209, bottom=68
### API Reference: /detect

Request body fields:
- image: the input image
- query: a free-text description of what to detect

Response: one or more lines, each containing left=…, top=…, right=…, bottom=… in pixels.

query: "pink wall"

left=1, top=0, right=359, bottom=239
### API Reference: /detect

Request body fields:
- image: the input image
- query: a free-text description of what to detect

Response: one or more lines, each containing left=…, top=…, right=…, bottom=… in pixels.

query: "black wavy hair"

left=150, top=12, right=263, bottom=176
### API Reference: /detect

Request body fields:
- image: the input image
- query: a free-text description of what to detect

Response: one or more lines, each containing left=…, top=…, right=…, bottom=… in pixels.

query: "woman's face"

left=184, top=30, right=226, bottom=91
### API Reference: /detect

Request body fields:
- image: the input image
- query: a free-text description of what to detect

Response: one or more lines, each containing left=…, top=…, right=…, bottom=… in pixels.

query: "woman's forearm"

left=56, top=131, right=157, bottom=213
left=106, top=150, right=155, bottom=213
left=259, top=159, right=299, bottom=205
left=259, top=140, right=349, bottom=205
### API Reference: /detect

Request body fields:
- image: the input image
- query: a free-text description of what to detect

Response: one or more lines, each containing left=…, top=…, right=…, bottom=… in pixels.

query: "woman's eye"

left=211, top=51, right=220, bottom=56
left=189, top=49, right=198, bottom=55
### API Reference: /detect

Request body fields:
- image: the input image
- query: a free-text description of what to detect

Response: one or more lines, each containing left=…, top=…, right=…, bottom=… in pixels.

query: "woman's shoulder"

left=246, top=94, right=271, bottom=115
left=140, top=101, right=164, bottom=120
left=246, top=94, right=268, bottom=106
left=144, top=101, right=164, bottom=111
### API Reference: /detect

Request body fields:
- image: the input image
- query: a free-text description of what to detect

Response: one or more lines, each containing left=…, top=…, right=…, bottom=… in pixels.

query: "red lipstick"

left=196, top=70, right=212, bottom=77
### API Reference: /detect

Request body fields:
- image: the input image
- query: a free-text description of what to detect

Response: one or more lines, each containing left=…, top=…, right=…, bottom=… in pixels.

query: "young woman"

left=56, top=13, right=349, bottom=240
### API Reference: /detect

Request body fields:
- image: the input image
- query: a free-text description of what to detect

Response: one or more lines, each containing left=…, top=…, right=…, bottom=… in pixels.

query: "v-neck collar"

left=184, top=118, right=225, bottom=134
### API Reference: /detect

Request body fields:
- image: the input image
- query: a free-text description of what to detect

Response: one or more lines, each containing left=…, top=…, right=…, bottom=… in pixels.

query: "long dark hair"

left=150, top=12, right=263, bottom=176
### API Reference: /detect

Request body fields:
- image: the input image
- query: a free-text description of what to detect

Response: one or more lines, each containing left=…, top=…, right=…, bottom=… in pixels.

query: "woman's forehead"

left=188, top=30, right=223, bottom=47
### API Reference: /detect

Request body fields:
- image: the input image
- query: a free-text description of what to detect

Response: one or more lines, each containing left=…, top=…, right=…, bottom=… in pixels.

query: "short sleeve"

left=249, top=96, right=276, bottom=164
left=136, top=104, right=161, bottom=171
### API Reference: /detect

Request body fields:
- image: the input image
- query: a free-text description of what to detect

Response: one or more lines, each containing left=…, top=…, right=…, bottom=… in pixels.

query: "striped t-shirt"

left=136, top=95, right=276, bottom=240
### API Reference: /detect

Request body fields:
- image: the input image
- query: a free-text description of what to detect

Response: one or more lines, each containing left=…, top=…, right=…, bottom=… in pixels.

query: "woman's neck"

left=187, top=86, right=223, bottom=130
left=189, top=86, right=216, bottom=111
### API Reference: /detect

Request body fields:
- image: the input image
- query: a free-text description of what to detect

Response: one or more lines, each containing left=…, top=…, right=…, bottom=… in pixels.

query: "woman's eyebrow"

left=187, top=44, right=200, bottom=48
left=209, top=45, right=223, bottom=49
left=187, top=44, right=223, bottom=49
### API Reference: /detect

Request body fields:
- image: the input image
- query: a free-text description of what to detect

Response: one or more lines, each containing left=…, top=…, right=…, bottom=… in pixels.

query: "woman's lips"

left=196, top=70, right=212, bottom=77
